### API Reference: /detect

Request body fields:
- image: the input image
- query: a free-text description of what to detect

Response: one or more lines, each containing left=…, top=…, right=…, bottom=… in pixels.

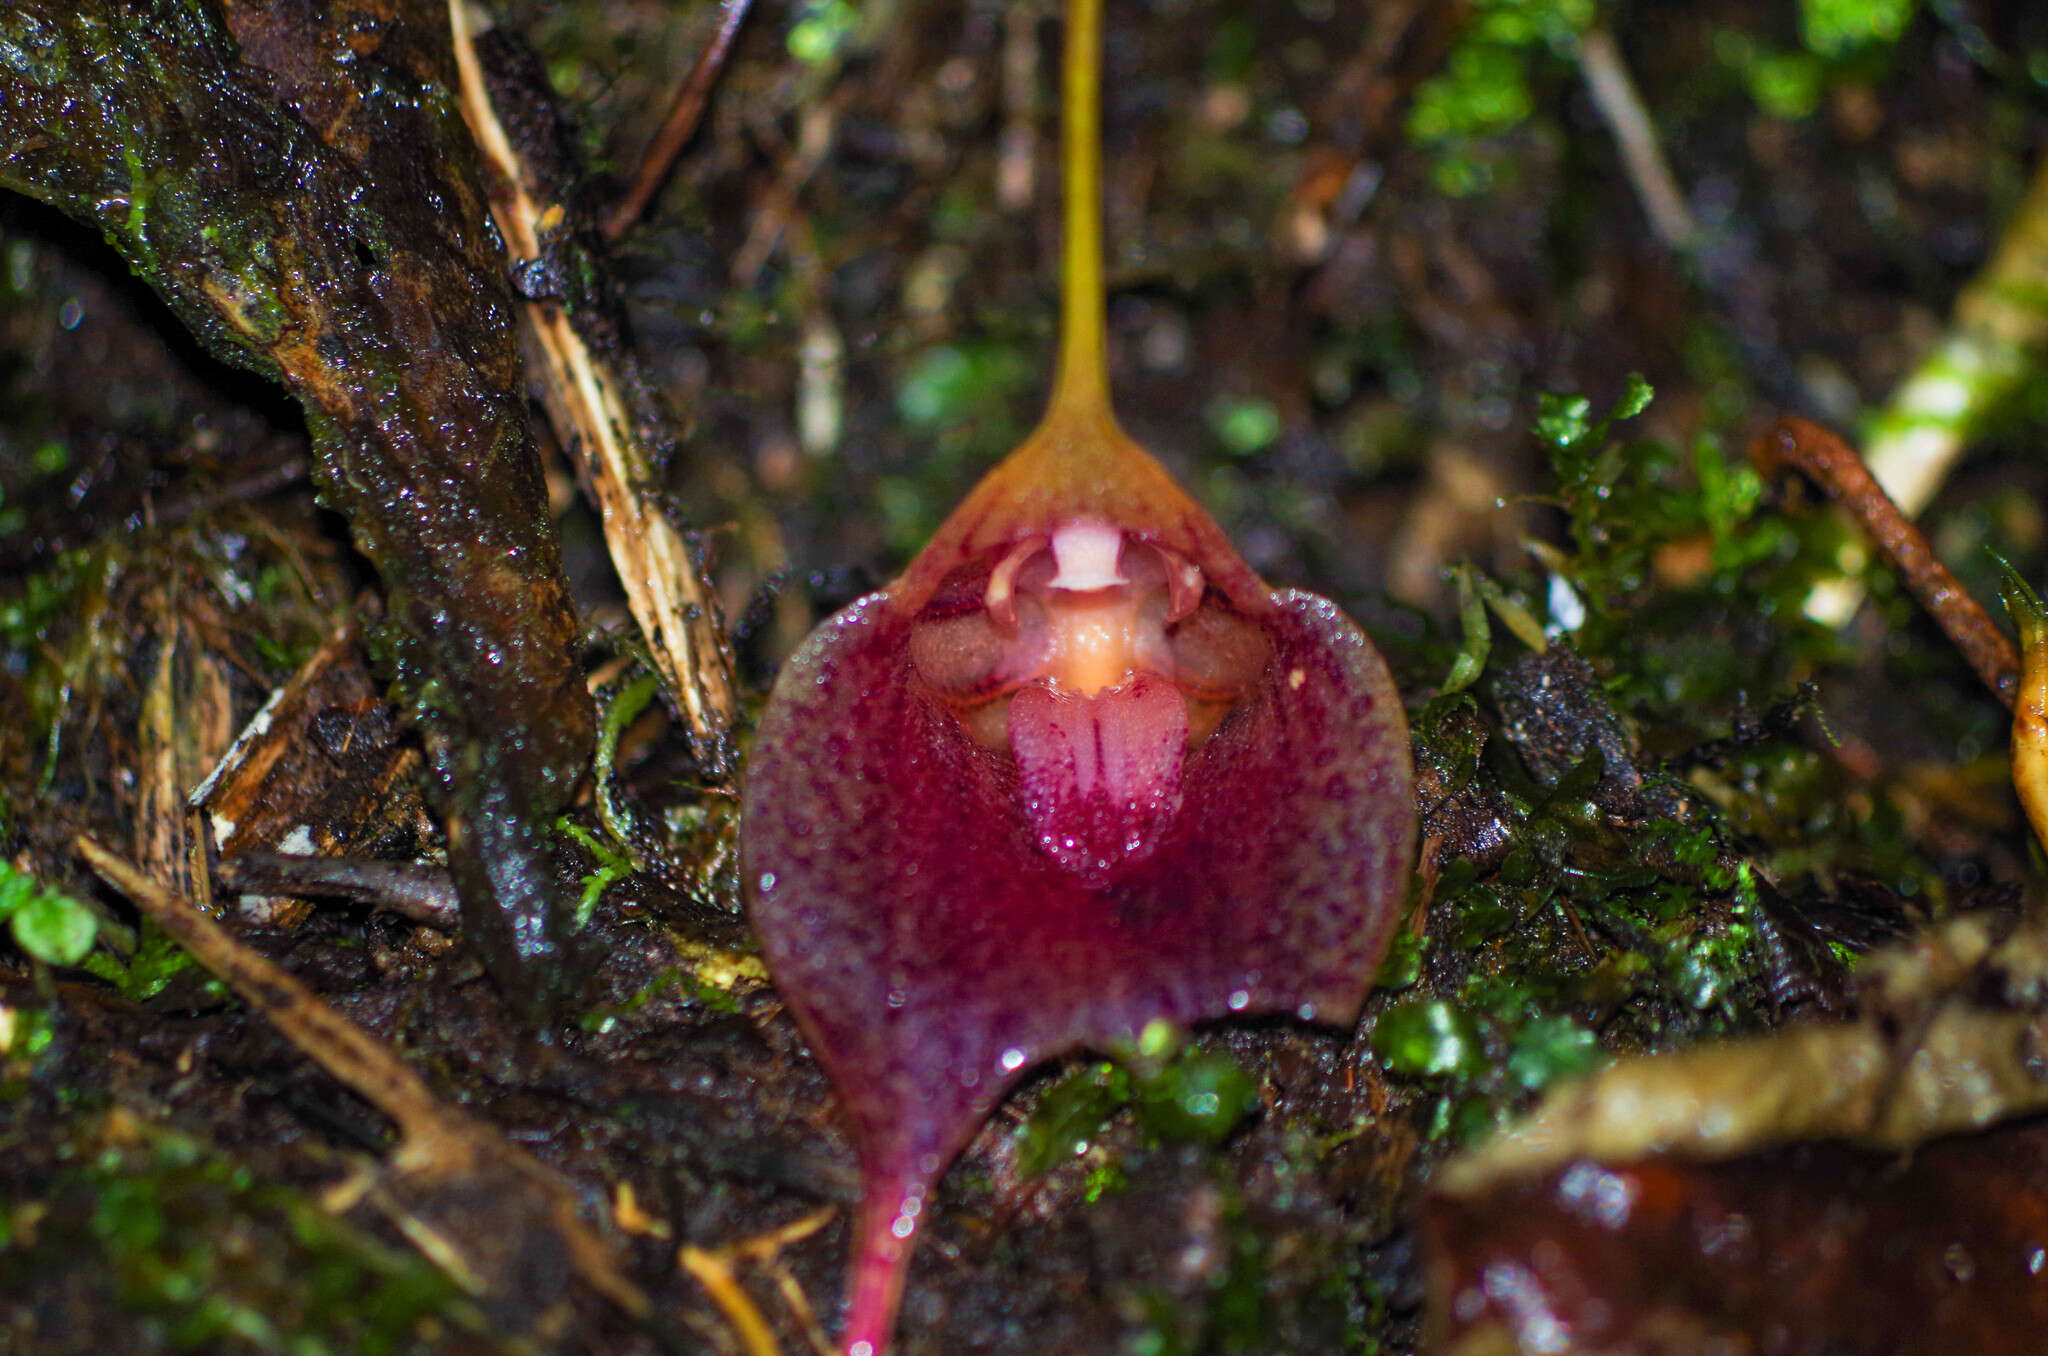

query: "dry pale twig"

left=1577, top=28, right=1699, bottom=255
left=450, top=0, right=739, bottom=772
left=1440, top=914, right=2048, bottom=1196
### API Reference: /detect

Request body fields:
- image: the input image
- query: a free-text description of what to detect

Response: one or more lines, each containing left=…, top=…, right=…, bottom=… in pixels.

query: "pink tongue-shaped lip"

left=1009, top=675, right=1188, bottom=883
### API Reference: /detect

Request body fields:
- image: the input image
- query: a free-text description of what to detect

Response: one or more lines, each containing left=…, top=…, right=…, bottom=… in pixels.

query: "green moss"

left=80, top=921, right=200, bottom=1002
left=1016, top=1037, right=1259, bottom=1181
left=1132, top=1050, right=1259, bottom=1145
left=1368, top=381, right=1885, bottom=1142
left=1404, top=0, right=1596, bottom=195
left=1017, top=1061, right=1130, bottom=1178
left=1799, top=0, right=1918, bottom=58
left=1, top=1119, right=477, bottom=1353
left=1127, top=1183, right=1277, bottom=1356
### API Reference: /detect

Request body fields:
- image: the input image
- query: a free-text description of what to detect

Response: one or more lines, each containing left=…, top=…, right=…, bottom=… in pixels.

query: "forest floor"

left=4, top=1, right=2048, bottom=1352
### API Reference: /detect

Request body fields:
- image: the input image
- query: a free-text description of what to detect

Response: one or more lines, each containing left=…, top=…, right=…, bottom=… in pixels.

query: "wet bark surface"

left=1, top=0, right=596, bottom=1011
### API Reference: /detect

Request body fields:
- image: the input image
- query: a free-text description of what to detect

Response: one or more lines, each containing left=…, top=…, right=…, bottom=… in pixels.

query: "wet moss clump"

left=1366, top=382, right=1959, bottom=1152
left=0, top=1114, right=475, bottom=1353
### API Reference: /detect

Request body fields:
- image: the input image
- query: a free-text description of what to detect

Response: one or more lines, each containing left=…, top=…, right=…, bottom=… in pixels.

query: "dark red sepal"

left=742, top=587, right=1412, bottom=1352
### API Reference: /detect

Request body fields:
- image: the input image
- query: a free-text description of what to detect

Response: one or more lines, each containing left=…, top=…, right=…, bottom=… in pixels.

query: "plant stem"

left=1047, top=0, right=1110, bottom=425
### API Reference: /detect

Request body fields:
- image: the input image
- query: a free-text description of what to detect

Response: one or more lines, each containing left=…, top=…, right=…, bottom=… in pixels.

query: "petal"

left=1009, top=674, right=1188, bottom=883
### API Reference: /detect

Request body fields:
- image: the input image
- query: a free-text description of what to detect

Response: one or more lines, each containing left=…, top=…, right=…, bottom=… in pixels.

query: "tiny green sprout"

left=1535, top=392, right=1594, bottom=451
left=1745, top=50, right=1825, bottom=120
left=554, top=819, right=636, bottom=931
left=1799, top=0, right=1917, bottom=58
left=1537, top=373, right=1653, bottom=455
left=592, top=671, right=659, bottom=857
left=787, top=0, right=857, bottom=65
left=81, top=922, right=199, bottom=1002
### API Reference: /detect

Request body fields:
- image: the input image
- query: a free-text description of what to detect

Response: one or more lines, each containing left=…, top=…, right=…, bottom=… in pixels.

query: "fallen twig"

left=218, top=852, right=461, bottom=929
left=605, top=0, right=755, bottom=240
left=1752, top=415, right=2018, bottom=708
left=680, top=1206, right=838, bottom=1356
left=74, top=835, right=651, bottom=1323
left=1578, top=28, right=1699, bottom=254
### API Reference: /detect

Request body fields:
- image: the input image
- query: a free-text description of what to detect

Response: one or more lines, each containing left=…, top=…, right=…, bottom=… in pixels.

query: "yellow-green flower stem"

left=1045, top=0, right=1111, bottom=431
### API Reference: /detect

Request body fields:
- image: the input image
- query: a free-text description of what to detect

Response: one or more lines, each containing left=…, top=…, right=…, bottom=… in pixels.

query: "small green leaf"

left=0, top=867, right=34, bottom=917
left=1749, top=52, right=1823, bottom=119
left=1372, top=999, right=1484, bottom=1078
left=1207, top=395, right=1282, bottom=458
left=787, top=0, right=858, bottom=65
left=897, top=346, right=975, bottom=427
left=1799, top=0, right=1917, bottom=58
left=12, top=886, right=97, bottom=966
left=80, top=922, right=195, bottom=1001
left=1534, top=392, right=1592, bottom=450
left=1438, top=564, right=1492, bottom=696
left=1133, top=1051, right=1257, bottom=1145
left=1613, top=372, right=1655, bottom=422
